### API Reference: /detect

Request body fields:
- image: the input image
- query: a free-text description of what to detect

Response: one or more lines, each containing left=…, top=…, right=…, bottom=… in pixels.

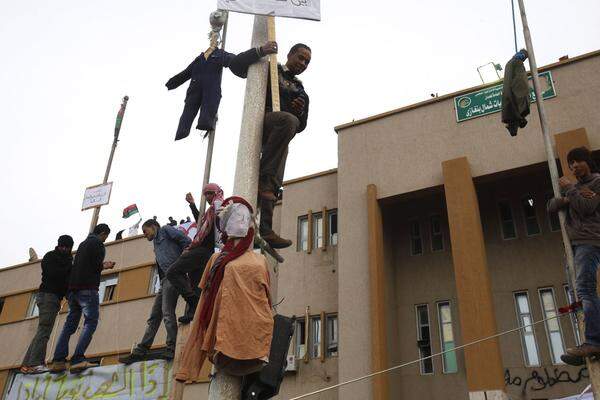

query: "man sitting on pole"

left=259, top=43, right=311, bottom=249
left=548, top=146, right=600, bottom=359
left=119, top=219, right=191, bottom=364
left=167, top=183, right=224, bottom=324
left=20, top=235, right=74, bottom=374
left=50, top=224, right=115, bottom=373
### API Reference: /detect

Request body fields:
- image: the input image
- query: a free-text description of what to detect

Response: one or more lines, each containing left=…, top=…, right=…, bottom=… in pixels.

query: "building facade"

left=1, top=50, right=600, bottom=400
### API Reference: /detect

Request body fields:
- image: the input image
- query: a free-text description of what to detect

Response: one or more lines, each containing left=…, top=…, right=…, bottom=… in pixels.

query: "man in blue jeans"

left=548, top=146, right=600, bottom=359
left=50, top=224, right=115, bottom=373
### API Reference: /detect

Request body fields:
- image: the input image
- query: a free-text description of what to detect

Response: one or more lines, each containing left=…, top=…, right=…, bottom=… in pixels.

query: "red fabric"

left=197, top=196, right=254, bottom=328
left=559, top=301, right=582, bottom=314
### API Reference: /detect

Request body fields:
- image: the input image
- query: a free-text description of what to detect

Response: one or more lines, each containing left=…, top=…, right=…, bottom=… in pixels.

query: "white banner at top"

left=218, top=0, right=321, bottom=21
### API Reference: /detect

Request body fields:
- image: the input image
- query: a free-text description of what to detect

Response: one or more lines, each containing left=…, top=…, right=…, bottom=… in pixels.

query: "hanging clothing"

left=166, top=48, right=265, bottom=141
left=175, top=197, right=274, bottom=382
left=501, top=54, right=530, bottom=136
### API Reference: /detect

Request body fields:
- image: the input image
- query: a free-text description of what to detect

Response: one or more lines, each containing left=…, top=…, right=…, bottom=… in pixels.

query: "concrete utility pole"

left=89, top=96, right=129, bottom=233
left=516, top=0, right=600, bottom=397
left=209, top=15, right=270, bottom=399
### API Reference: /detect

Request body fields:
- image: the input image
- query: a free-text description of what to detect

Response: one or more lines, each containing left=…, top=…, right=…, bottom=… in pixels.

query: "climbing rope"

left=288, top=310, right=576, bottom=400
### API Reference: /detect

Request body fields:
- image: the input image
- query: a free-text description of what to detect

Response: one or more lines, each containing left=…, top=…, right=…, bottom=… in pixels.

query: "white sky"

left=1, top=0, right=599, bottom=267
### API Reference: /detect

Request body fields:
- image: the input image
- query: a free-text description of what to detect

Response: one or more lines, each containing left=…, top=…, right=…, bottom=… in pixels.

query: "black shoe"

left=184, top=294, right=199, bottom=316
left=155, top=350, right=174, bottom=361
left=118, top=352, right=146, bottom=365
left=178, top=315, right=193, bottom=324
left=561, top=353, right=586, bottom=366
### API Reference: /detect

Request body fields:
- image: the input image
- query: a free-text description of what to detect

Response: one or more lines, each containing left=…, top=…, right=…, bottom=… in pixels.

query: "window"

left=546, top=193, right=561, bottom=232
left=416, top=304, right=433, bottom=374
left=328, top=210, right=338, bottom=246
left=295, top=319, right=307, bottom=359
left=297, top=216, right=309, bottom=251
left=0, top=297, right=5, bottom=317
left=521, top=196, right=541, bottom=236
left=564, top=285, right=582, bottom=346
left=430, top=215, right=444, bottom=252
left=437, top=302, right=457, bottom=373
left=498, top=201, right=517, bottom=239
left=514, top=292, right=540, bottom=366
left=539, top=288, right=566, bottom=364
left=98, top=275, right=118, bottom=303
left=410, top=219, right=423, bottom=256
left=313, top=213, right=324, bottom=249
left=310, top=316, right=322, bottom=358
left=149, top=266, right=161, bottom=294
left=26, top=292, right=39, bottom=318
left=326, top=314, right=338, bottom=357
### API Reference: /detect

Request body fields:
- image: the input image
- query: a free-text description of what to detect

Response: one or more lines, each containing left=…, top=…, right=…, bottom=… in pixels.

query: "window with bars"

left=99, top=275, right=118, bottom=303
left=416, top=304, right=433, bottom=374
left=297, top=216, right=309, bottom=252
left=149, top=266, right=161, bottom=295
left=514, top=292, right=540, bottom=366
left=430, top=215, right=444, bottom=252
left=295, top=319, right=307, bottom=359
left=26, top=292, right=39, bottom=318
left=498, top=200, right=517, bottom=239
left=328, top=210, right=338, bottom=246
left=437, top=302, right=457, bottom=373
left=326, top=314, right=338, bottom=357
left=410, top=219, right=423, bottom=256
left=564, top=285, right=582, bottom=346
left=313, top=213, right=324, bottom=249
left=539, top=288, right=566, bottom=364
left=546, top=193, right=561, bottom=232
left=310, top=316, right=322, bottom=358
left=521, top=196, right=541, bottom=236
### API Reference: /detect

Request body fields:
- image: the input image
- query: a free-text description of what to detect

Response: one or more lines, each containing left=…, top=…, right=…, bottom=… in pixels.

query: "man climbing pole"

left=259, top=43, right=312, bottom=249
left=548, top=147, right=600, bottom=362
left=119, top=219, right=191, bottom=364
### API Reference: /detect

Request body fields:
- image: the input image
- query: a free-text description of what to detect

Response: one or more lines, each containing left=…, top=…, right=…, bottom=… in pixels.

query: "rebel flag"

left=122, top=204, right=139, bottom=219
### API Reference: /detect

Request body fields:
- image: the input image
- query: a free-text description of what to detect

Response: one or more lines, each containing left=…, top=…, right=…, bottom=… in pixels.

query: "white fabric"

left=217, top=0, right=321, bottom=21
left=219, top=203, right=252, bottom=238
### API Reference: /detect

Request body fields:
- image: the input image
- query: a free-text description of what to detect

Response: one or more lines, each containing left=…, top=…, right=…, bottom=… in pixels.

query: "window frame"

left=26, top=291, right=39, bottom=318
left=521, top=195, right=541, bottom=237
left=310, top=315, right=322, bottom=359
left=498, top=199, right=518, bottom=240
left=98, top=274, right=119, bottom=303
left=415, top=304, right=434, bottom=375
left=328, top=209, right=338, bottom=247
left=409, top=218, right=424, bottom=256
left=429, top=214, right=444, bottom=252
left=326, top=313, right=338, bottom=357
left=297, top=215, right=309, bottom=252
left=513, top=291, right=541, bottom=366
left=436, top=301, right=458, bottom=374
left=295, top=318, right=307, bottom=359
left=312, top=212, right=324, bottom=250
left=538, top=287, right=566, bottom=364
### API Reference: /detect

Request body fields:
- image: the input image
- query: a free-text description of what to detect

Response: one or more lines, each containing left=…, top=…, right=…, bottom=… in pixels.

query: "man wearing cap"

left=20, top=235, right=74, bottom=374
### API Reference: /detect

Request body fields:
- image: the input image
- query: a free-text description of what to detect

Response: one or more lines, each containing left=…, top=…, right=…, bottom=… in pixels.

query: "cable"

left=288, top=310, right=573, bottom=400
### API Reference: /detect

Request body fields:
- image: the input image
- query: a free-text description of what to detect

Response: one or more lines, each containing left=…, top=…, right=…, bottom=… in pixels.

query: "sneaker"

left=49, top=361, right=67, bottom=374
left=262, top=232, right=292, bottom=249
left=118, top=353, right=146, bottom=365
left=561, top=353, right=586, bottom=366
left=566, top=343, right=600, bottom=358
left=20, top=365, right=48, bottom=375
left=70, top=361, right=99, bottom=374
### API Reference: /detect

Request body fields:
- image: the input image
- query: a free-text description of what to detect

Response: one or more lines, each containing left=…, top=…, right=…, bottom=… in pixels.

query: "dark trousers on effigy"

left=259, top=111, right=299, bottom=235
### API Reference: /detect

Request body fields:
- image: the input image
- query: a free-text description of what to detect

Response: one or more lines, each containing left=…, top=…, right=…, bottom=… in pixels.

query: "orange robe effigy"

left=175, top=250, right=273, bottom=382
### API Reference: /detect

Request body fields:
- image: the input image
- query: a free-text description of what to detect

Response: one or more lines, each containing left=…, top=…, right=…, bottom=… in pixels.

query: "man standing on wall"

left=20, top=235, right=74, bottom=374
left=50, top=224, right=115, bottom=374
left=119, top=219, right=191, bottom=364
left=548, top=147, right=600, bottom=361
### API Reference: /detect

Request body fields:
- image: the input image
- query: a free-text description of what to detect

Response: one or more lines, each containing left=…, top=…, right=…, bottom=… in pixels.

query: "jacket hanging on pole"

left=166, top=48, right=263, bottom=141
left=501, top=51, right=530, bottom=137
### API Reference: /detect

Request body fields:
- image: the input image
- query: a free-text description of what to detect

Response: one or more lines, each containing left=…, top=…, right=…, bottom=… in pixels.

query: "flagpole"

left=89, top=96, right=129, bottom=233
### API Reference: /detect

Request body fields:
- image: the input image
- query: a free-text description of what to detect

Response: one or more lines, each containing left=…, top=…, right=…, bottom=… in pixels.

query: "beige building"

left=1, top=49, right=600, bottom=400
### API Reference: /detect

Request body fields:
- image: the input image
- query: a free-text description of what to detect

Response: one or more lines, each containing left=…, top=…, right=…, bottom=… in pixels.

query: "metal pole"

left=510, top=0, right=518, bottom=53
left=516, top=1, right=600, bottom=397
left=89, top=95, right=129, bottom=233
left=199, top=12, right=229, bottom=214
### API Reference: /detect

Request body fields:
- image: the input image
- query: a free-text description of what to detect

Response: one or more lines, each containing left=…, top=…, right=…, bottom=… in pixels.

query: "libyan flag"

left=122, top=204, right=139, bottom=219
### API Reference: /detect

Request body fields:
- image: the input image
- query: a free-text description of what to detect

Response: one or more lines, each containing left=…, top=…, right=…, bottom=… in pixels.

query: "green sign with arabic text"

left=454, top=70, right=556, bottom=123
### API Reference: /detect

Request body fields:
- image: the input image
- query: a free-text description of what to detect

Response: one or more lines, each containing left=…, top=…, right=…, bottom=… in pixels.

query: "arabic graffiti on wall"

left=453, top=70, right=556, bottom=122
left=6, top=360, right=172, bottom=400
left=505, top=367, right=588, bottom=394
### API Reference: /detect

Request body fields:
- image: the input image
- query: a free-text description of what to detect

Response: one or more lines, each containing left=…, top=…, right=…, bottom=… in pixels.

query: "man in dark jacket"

left=20, top=235, right=74, bottom=374
left=259, top=43, right=311, bottom=249
left=166, top=42, right=278, bottom=141
left=50, top=224, right=115, bottom=373
left=501, top=49, right=530, bottom=137
left=548, top=147, right=600, bottom=360
left=119, top=219, right=191, bottom=364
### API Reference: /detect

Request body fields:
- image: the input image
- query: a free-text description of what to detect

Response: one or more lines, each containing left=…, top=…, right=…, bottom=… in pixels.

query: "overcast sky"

left=1, top=0, right=599, bottom=267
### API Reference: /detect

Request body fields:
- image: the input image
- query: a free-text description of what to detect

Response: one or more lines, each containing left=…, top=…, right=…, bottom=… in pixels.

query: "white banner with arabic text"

left=218, top=0, right=321, bottom=21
